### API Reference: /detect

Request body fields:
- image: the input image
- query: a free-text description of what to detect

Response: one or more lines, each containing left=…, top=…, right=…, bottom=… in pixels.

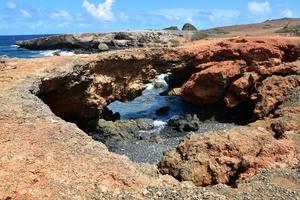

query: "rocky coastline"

left=15, top=31, right=193, bottom=53
left=0, top=36, right=300, bottom=199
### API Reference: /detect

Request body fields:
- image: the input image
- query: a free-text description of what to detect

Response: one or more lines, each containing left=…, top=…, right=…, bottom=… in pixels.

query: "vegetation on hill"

left=191, top=31, right=208, bottom=41
left=276, top=24, right=300, bottom=33
left=191, top=28, right=228, bottom=41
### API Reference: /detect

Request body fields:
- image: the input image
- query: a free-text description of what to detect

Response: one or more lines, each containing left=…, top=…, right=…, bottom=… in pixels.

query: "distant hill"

left=203, top=18, right=300, bottom=37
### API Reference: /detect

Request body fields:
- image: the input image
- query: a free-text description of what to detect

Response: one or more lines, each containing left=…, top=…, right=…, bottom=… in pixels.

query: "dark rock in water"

left=182, top=23, right=197, bottom=31
left=100, top=107, right=120, bottom=122
left=93, top=118, right=154, bottom=145
left=155, top=106, right=170, bottom=116
left=163, top=26, right=180, bottom=31
left=53, top=51, right=61, bottom=56
left=153, top=82, right=165, bottom=89
left=167, top=114, right=201, bottom=132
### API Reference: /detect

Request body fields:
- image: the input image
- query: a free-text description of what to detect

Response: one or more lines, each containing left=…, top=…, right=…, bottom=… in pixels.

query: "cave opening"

left=36, top=68, right=256, bottom=164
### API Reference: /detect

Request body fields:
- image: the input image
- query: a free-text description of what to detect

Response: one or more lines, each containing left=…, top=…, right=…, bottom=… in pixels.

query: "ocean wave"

left=153, top=120, right=167, bottom=127
left=145, top=73, right=168, bottom=90
left=38, top=50, right=57, bottom=57
left=59, top=51, right=75, bottom=56
left=10, top=45, right=20, bottom=48
left=38, top=50, right=75, bottom=57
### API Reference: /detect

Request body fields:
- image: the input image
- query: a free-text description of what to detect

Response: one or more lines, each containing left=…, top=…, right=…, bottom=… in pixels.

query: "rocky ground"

left=0, top=36, right=300, bottom=199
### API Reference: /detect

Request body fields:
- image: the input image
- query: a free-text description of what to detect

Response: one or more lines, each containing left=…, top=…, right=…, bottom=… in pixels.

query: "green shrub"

left=276, top=24, right=300, bottom=33
left=191, top=31, right=208, bottom=41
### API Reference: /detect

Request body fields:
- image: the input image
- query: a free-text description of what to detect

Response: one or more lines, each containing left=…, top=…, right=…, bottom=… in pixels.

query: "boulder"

left=153, top=81, right=165, bottom=89
left=158, top=126, right=297, bottom=187
left=155, top=106, right=170, bottom=116
left=167, top=114, right=201, bottom=132
left=182, top=23, right=197, bottom=31
left=98, top=43, right=109, bottom=51
left=93, top=118, right=154, bottom=144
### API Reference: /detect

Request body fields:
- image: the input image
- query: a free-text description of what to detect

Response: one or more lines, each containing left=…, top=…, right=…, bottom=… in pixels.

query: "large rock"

left=181, top=37, right=300, bottom=119
left=93, top=118, right=154, bottom=144
left=167, top=114, right=201, bottom=132
left=182, top=23, right=197, bottom=31
left=158, top=126, right=297, bottom=186
left=182, top=60, right=246, bottom=104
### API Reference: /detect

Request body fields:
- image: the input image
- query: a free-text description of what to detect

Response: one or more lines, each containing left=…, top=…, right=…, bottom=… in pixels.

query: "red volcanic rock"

left=224, top=72, right=260, bottom=107
left=254, top=75, right=300, bottom=118
left=180, top=37, right=300, bottom=119
left=158, top=126, right=297, bottom=187
left=182, top=60, right=246, bottom=104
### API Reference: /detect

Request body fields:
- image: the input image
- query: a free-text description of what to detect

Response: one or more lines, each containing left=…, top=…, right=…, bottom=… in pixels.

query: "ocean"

left=0, top=34, right=65, bottom=58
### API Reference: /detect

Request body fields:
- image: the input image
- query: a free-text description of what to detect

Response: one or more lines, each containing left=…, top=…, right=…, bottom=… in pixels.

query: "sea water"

left=0, top=35, right=74, bottom=58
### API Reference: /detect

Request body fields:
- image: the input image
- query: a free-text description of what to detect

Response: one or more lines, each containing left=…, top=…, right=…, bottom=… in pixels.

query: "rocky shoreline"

left=15, top=31, right=193, bottom=53
left=0, top=36, right=299, bottom=199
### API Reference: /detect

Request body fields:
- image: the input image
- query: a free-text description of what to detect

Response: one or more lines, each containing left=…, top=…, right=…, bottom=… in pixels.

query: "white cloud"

left=50, top=10, right=73, bottom=21
left=281, top=9, right=293, bottom=18
left=20, top=10, right=31, bottom=18
left=248, top=1, right=271, bottom=15
left=82, top=0, right=115, bottom=21
left=6, top=1, right=16, bottom=9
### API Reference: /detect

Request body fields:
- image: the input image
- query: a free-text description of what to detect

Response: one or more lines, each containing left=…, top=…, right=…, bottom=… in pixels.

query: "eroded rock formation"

left=158, top=126, right=297, bottom=187
left=180, top=37, right=300, bottom=119
left=0, top=36, right=300, bottom=199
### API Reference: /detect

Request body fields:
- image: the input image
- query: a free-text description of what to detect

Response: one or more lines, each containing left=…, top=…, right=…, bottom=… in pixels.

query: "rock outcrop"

left=163, top=26, right=180, bottom=31
left=16, top=31, right=189, bottom=51
left=180, top=37, right=300, bottom=119
left=182, top=23, right=198, bottom=31
left=158, top=125, right=298, bottom=187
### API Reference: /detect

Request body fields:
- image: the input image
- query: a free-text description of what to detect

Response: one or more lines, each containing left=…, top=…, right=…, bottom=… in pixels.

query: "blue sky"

left=0, top=0, right=299, bottom=35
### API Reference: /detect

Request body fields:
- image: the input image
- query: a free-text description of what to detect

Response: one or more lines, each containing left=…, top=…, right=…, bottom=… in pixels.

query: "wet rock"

left=167, top=114, right=201, bottom=132
left=158, top=126, right=297, bottom=187
left=155, top=106, right=170, bottom=116
left=135, top=118, right=155, bottom=130
left=95, top=118, right=154, bottom=144
left=182, top=23, right=197, bottom=31
left=153, top=82, right=165, bottom=89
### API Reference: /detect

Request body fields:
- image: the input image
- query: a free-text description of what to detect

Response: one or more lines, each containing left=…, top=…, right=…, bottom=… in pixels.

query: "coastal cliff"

left=0, top=36, right=300, bottom=199
left=15, top=31, right=191, bottom=52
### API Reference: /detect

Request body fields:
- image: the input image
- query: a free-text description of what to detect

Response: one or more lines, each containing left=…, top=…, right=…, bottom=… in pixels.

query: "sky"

left=0, top=0, right=299, bottom=35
